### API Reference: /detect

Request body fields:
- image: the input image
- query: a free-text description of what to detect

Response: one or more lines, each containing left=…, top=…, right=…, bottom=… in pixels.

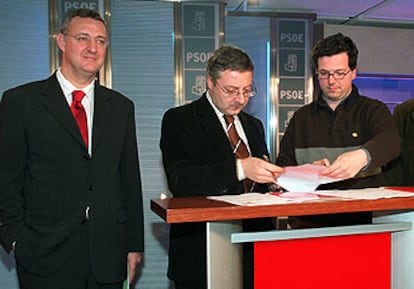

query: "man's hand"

left=127, top=252, right=143, bottom=283
left=319, top=149, right=368, bottom=179
left=312, top=158, right=330, bottom=167
left=240, top=157, right=285, bottom=183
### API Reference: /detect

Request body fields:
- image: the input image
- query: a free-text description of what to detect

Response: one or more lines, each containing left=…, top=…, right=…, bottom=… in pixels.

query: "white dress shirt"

left=56, top=69, right=95, bottom=156
left=206, top=92, right=250, bottom=181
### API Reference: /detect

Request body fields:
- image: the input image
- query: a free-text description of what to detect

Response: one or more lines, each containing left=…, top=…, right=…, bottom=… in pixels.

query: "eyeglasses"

left=316, top=70, right=351, bottom=80
left=63, top=33, right=109, bottom=47
left=215, top=80, right=257, bottom=98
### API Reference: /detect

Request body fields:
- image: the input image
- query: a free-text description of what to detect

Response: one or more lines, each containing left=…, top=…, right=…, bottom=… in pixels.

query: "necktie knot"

left=72, top=90, right=85, bottom=103
left=224, top=115, right=234, bottom=125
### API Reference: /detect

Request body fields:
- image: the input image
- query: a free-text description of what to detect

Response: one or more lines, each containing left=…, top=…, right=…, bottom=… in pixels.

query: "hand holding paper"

left=318, top=149, right=368, bottom=179
left=276, top=164, right=343, bottom=192
left=124, top=252, right=142, bottom=287
left=240, top=157, right=285, bottom=184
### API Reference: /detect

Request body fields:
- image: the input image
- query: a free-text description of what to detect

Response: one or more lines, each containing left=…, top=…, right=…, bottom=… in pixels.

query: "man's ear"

left=351, top=68, right=357, bottom=80
left=56, top=33, right=66, bottom=52
left=206, top=75, right=213, bottom=91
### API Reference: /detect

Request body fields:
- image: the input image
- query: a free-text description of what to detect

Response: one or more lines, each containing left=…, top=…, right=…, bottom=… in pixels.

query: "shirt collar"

left=206, top=91, right=237, bottom=120
left=313, top=84, right=359, bottom=112
left=56, top=68, right=95, bottom=103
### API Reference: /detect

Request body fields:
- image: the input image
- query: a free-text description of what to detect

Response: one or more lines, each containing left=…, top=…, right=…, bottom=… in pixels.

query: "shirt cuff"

left=360, top=148, right=372, bottom=171
left=236, top=159, right=246, bottom=181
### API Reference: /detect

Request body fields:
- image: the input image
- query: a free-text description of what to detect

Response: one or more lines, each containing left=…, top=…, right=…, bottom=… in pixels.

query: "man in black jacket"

left=386, top=99, right=414, bottom=186
left=160, top=45, right=284, bottom=289
left=0, top=9, right=144, bottom=289
left=277, top=33, right=400, bottom=228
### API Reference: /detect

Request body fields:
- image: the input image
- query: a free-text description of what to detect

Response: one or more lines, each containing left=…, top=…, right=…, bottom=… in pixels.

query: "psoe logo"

left=284, top=110, right=296, bottom=128
left=191, top=75, right=206, bottom=96
left=284, top=54, right=297, bottom=72
left=192, top=11, right=206, bottom=32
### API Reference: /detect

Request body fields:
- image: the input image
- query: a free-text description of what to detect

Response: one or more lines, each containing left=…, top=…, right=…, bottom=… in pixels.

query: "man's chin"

left=81, top=62, right=103, bottom=73
left=325, top=93, right=341, bottom=101
left=81, top=67, right=101, bottom=76
left=228, top=108, right=242, bottom=115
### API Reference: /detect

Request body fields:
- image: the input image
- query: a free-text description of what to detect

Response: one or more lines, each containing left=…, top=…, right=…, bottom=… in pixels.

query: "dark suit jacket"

left=160, top=94, right=271, bottom=285
left=0, top=74, right=144, bottom=283
left=386, top=99, right=414, bottom=186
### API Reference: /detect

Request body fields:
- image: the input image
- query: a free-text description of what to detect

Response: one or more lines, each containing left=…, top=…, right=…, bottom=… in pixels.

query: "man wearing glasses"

left=160, top=45, right=284, bottom=289
left=277, top=33, right=400, bottom=228
left=0, top=8, right=144, bottom=289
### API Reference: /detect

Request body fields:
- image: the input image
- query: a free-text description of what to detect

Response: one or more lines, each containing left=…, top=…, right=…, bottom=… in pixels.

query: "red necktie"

left=71, top=90, right=88, bottom=148
left=224, top=115, right=254, bottom=192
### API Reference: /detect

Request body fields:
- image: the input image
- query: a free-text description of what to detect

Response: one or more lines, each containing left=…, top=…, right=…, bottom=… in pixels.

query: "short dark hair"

left=60, top=8, right=107, bottom=34
left=311, top=33, right=358, bottom=70
left=207, top=45, right=254, bottom=82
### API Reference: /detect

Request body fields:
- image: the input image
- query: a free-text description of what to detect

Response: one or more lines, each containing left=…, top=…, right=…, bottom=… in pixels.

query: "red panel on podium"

left=254, top=232, right=390, bottom=289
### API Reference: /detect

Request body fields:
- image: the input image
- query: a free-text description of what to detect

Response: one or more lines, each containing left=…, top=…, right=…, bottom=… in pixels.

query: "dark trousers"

left=288, top=212, right=373, bottom=229
left=172, top=243, right=254, bottom=289
left=174, top=281, right=205, bottom=289
left=16, top=225, right=124, bottom=289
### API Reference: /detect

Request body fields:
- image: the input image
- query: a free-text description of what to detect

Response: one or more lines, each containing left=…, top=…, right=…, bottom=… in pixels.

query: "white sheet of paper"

left=207, top=192, right=324, bottom=206
left=122, top=269, right=129, bottom=289
left=276, top=164, right=341, bottom=192
left=207, top=188, right=414, bottom=206
left=315, top=187, right=414, bottom=200
left=207, top=193, right=296, bottom=206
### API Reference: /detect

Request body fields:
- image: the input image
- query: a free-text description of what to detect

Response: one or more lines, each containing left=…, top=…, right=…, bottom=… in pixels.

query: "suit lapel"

left=40, top=74, right=86, bottom=147
left=92, top=84, right=112, bottom=152
left=195, top=96, right=234, bottom=156
left=239, top=112, right=261, bottom=157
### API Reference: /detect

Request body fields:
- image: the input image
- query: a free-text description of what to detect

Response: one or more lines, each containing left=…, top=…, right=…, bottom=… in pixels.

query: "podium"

left=151, top=188, right=414, bottom=289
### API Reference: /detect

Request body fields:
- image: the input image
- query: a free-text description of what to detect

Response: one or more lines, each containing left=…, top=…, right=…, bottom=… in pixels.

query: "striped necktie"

left=224, top=115, right=254, bottom=192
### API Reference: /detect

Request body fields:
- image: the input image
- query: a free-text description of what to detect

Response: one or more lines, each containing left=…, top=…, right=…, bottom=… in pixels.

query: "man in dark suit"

left=160, top=45, right=284, bottom=289
left=386, top=99, right=414, bottom=186
left=0, top=9, right=144, bottom=289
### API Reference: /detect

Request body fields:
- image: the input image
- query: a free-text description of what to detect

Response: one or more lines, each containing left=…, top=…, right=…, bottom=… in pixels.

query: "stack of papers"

left=276, top=164, right=341, bottom=192
left=316, top=187, right=414, bottom=200
left=207, top=164, right=414, bottom=206
left=207, top=192, right=318, bottom=206
left=207, top=188, right=414, bottom=207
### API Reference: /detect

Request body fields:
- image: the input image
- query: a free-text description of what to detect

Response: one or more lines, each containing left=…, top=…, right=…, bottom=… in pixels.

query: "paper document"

left=207, top=188, right=414, bottom=207
left=123, top=269, right=129, bottom=289
left=315, top=187, right=414, bottom=200
left=277, top=164, right=341, bottom=192
left=207, top=193, right=316, bottom=206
